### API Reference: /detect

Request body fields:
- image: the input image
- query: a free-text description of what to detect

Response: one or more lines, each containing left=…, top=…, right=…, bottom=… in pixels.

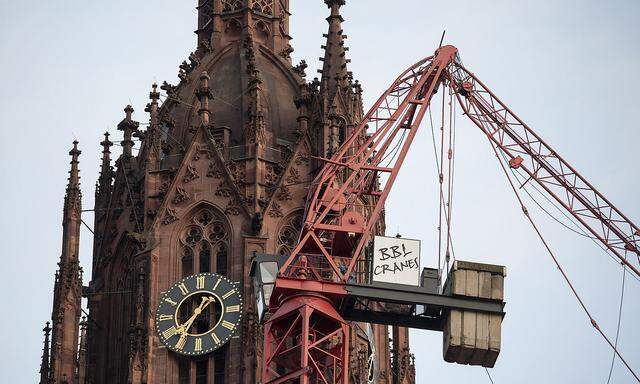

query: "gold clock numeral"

left=162, top=326, right=178, bottom=339
left=159, top=314, right=173, bottom=321
left=178, top=283, right=189, bottom=295
left=211, top=333, right=221, bottom=344
left=196, top=276, right=205, bottom=289
left=226, top=305, right=240, bottom=313
left=175, top=335, right=186, bottom=351
left=194, top=338, right=202, bottom=352
left=221, top=320, right=235, bottom=330
left=212, top=279, right=221, bottom=291
left=222, top=289, right=236, bottom=300
left=164, top=297, right=177, bottom=306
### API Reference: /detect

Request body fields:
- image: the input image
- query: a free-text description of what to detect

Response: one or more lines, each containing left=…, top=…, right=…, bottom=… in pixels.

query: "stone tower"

left=41, top=1, right=415, bottom=383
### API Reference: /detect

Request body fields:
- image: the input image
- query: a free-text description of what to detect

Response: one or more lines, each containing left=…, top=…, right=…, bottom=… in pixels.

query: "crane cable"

left=607, top=266, right=627, bottom=384
left=484, top=131, right=640, bottom=382
left=503, top=155, right=640, bottom=284
left=428, top=91, right=458, bottom=281
left=485, top=367, right=495, bottom=384
left=494, top=149, right=633, bottom=380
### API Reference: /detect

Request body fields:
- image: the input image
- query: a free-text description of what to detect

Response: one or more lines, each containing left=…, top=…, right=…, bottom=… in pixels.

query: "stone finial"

left=147, top=83, right=161, bottom=130
left=118, top=105, right=139, bottom=158
left=67, top=140, right=81, bottom=191
left=196, top=71, right=213, bottom=126
left=39, top=322, right=52, bottom=384
left=325, top=0, right=346, bottom=8
left=98, top=132, right=114, bottom=189
left=319, top=0, right=350, bottom=103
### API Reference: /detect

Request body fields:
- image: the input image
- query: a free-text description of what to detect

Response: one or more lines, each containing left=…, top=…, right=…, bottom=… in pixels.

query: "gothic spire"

left=118, top=105, right=139, bottom=158
left=97, top=132, right=114, bottom=199
left=39, top=322, right=51, bottom=384
left=142, top=83, right=164, bottom=230
left=77, top=318, right=88, bottom=384
left=149, top=83, right=160, bottom=129
left=50, top=141, right=83, bottom=383
left=64, top=141, right=82, bottom=214
left=144, top=83, right=163, bottom=169
left=319, top=0, right=351, bottom=106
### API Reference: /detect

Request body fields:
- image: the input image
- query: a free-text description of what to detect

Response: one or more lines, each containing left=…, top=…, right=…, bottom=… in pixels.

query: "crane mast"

left=258, top=45, right=639, bottom=384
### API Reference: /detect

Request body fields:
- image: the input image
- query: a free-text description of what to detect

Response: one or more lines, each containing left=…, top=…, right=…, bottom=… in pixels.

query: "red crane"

left=258, top=45, right=640, bottom=384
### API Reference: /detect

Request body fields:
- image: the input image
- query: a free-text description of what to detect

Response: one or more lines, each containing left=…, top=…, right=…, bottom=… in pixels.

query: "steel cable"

left=485, top=131, right=640, bottom=382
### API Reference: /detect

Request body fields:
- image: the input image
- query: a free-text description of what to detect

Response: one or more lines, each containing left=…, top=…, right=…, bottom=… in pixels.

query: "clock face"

left=155, top=273, right=243, bottom=356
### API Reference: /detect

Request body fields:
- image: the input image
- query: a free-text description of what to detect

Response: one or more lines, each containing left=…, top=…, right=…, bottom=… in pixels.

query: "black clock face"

left=155, top=273, right=243, bottom=356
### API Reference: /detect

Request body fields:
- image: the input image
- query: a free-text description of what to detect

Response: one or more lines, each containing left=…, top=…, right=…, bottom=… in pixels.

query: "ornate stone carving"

left=286, top=167, right=300, bottom=185
left=252, top=0, right=274, bottom=15
left=206, top=162, right=223, bottom=179
left=227, top=160, right=245, bottom=185
left=161, top=208, right=179, bottom=225
left=225, top=198, right=242, bottom=216
left=173, top=187, right=190, bottom=204
left=295, top=151, right=310, bottom=166
left=292, top=60, right=308, bottom=78
left=222, top=0, right=243, bottom=13
left=193, top=144, right=214, bottom=161
left=267, top=201, right=284, bottom=218
left=276, top=211, right=303, bottom=256
left=276, top=186, right=292, bottom=201
left=183, top=165, right=200, bottom=183
left=215, top=181, right=233, bottom=198
left=265, top=163, right=279, bottom=187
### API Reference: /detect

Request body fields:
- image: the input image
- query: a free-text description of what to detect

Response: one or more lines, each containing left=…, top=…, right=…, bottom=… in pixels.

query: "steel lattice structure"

left=261, top=45, right=639, bottom=384
left=448, top=64, right=640, bottom=276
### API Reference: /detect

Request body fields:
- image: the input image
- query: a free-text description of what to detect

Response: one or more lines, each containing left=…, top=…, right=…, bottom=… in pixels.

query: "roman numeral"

left=221, top=320, right=235, bottom=330
left=175, top=336, right=186, bottom=351
left=159, top=314, right=173, bottom=321
left=162, top=326, right=178, bottom=339
left=196, top=276, right=205, bottom=289
left=194, top=338, right=202, bottom=352
left=211, top=333, right=220, bottom=344
left=226, top=305, right=240, bottom=313
left=164, top=297, right=177, bottom=306
left=178, top=283, right=189, bottom=295
left=222, top=289, right=235, bottom=300
left=212, top=279, right=221, bottom=291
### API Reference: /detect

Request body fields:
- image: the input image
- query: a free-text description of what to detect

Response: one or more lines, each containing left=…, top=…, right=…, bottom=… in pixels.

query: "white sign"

left=372, top=236, right=421, bottom=286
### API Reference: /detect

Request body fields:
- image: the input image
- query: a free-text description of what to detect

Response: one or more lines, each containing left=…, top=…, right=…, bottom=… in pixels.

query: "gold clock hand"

left=179, top=296, right=215, bottom=335
left=178, top=297, right=207, bottom=334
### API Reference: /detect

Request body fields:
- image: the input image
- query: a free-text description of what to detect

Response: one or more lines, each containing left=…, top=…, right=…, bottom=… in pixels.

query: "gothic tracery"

left=276, top=211, right=303, bottom=257
left=179, top=207, right=230, bottom=277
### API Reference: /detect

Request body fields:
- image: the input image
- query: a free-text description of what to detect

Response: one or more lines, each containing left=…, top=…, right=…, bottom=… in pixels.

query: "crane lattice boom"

left=261, top=45, right=639, bottom=384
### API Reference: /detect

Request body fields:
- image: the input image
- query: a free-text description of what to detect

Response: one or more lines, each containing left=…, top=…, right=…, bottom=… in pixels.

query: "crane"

left=253, top=45, right=640, bottom=384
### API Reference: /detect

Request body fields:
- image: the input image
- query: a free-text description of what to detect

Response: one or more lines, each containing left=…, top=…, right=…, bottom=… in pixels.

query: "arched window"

left=176, top=206, right=231, bottom=383
left=179, top=207, right=230, bottom=277
left=253, top=0, right=274, bottom=15
left=277, top=211, right=303, bottom=257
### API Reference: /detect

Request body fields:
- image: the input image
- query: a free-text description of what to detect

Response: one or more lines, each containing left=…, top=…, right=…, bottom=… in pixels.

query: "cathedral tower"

left=42, top=2, right=415, bottom=383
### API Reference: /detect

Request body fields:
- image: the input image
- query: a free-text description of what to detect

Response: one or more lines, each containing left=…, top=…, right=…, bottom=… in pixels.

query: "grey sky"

left=1, top=0, right=638, bottom=382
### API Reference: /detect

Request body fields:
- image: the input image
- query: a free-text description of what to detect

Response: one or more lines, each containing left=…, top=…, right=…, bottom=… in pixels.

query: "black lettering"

left=379, top=247, right=391, bottom=261
left=382, top=264, right=392, bottom=274
left=402, top=243, right=413, bottom=258
left=373, top=265, right=383, bottom=275
left=391, top=246, right=402, bottom=259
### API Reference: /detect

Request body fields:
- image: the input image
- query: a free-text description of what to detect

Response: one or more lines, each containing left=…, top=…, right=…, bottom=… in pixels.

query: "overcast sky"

left=1, top=0, right=639, bottom=383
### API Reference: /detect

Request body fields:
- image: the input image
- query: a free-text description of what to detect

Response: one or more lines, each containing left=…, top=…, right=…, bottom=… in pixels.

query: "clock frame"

left=155, top=273, right=243, bottom=356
